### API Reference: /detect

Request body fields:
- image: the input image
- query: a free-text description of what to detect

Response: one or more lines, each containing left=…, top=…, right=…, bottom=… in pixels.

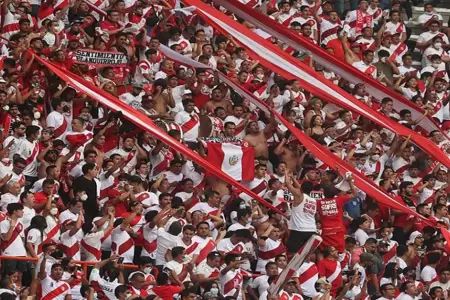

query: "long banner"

left=213, top=0, right=447, bottom=141
left=32, top=54, right=286, bottom=217
left=179, top=0, right=450, bottom=169
left=159, top=45, right=433, bottom=224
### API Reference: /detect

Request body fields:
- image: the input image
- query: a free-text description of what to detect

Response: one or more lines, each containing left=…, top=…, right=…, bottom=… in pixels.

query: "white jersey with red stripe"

left=89, top=268, right=121, bottom=300
left=421, top=265, right=438, bottom=283
left=149, top=148, right=174, bottom=179
left=81, top=230, right=106, bottom=261
left=0, top=218, right=26, bottom=256
left=174, top=111, right=200, bottom=142
left=2, top=11, right=34, bottom=41
left=45, top=215, right=61, bottom=243
left=367, top=6, right=383, bottom=24
left=111, top=148, right=138, bottom=173
left=384, top=21, right=406, bottom=36
left=163, top=260, right=191, bottom=282
left=175, top=237, right=201, bottom=263
left=239, top=177, right=268, bottom=202
left=220, top=268, right=243, bottom=299
left=40, top=275, right=71, bottom=300
left=111, top=226, right=135, bottom=263
left=344, top=9, right=373, bottom=39
left=295, top=262, right=319, bottom=297
left=135, top=191, right=159, bottom=208
left=224, top=115, right=247, bottom=139
left=319, top=19, right=342, bottom=46
left=17, top=139, right=39, bottom=177
left=392, top=156, right=411, bottom=175
left=60, top=229, right=83, bottom=260
left=194, top=260, right=220, bottom=279
left=256, top=238, right=285, bottom=273
left=352, top=61, right=377, bottom=79
left=417, top=31, right=449, bottom=49
left=141, top=224, right=157, bottom=258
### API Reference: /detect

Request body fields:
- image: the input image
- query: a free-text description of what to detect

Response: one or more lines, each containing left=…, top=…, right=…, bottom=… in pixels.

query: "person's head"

left=82, top=162, right=98, bottom=178
left=170, top=159, right=183, bottom=175
left=399, top=181, right=414, bottom=197
left=439, top=268, right=450, bottom=283
left=429, top=20, right=440, bottom=33
left=107, top=9, right=120, bottom=22
left=204, top=190, right=220, bottom=207
left=364, top=238, right=377, bottom=253
left=114, top=285, right=130, bottom=300
left=206, top=251, right=221, bottom=268
left=179, top=287, right=197, bottom=300
left=265, top=261, right=278, bottom=276
left=323, top=245, right=339, bottom=259
left=25, top=125, right=40, bottom=140
left=345, top=237, right=357, bottom=252
left=362, top=50, right=374, bottom=63
left=401, top=281, right=417, bottom=296
left=171, top=246, right=186, bottom=263
left=50, top=262, right=65, bottom=280
left=129, top=272, right=146, bottom=290
left=380, top=283, right=396, bottom=299
left=7, top=203, right=23, bottom=218
left=182, top=224, right=196, bottom=241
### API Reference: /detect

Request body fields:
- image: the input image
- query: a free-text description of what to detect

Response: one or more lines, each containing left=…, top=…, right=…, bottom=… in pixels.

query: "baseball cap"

left=132, top=82, right=144, bottom=89
left=360, top=252, right=374, bottom=262
left=0, top=78, right=6, bottom=84
left=350, top=42, right=362, bottom=48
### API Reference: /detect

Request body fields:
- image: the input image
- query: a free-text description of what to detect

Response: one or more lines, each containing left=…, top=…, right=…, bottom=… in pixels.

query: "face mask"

left=345, top=291, right=352, bottom=298
left=432, top=63, right=440, bottom=69
left=3, top=105, right=9, bottom=111
left=50, top=208, right=58, bottom=215
left=239, top=203, right=246, bottom=209
left=210, top=288, right=219, bottom=296
left=380, top=57, right=387, bottom=63
left=247, top=218, right=252, bottom=225
left=73, top=207, right=81, bottom=214
left=388, top=232, right=393, bottom=239
left=125, top=293, right=132, bottom=300
left=371, top=154, right=380, bottom=161
left=144, top=267, right=152, bottom=274
left=34, top=111, right=41, bottom=119
left=12, top=283, right=17, bottom=291
left=80, top=194, right=88, bottom=201
left=256, top=73, right=264, bottom=80
left=434, top=42, right=442, bottom=49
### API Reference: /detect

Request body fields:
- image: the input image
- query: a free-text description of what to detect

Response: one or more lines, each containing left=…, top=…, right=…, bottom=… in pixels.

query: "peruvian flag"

left=207, top=143, right=254, bottom=181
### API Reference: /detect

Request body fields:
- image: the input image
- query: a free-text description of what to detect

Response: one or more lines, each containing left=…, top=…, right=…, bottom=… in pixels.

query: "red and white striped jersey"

left=220, top=268, right=243, bottom=298
left=40, top=275, right=71, bottom=300
left=60, top=229, right=83, bottom=260
left=0, top=218, right=26, bottom=256
left=111, top=226, right=135, bottom=263
left=295, top=262, right=318, bottom=298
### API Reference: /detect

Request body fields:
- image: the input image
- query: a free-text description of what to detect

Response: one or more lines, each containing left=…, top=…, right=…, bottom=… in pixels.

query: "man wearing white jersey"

left=224, top=104, right=251, bottom=139
left=89, top=255, right=125, bottom=300
left=38, top=255, right=72, bottom=300
left=174, top=99, right=200, bottom=146
left=285, top=170, right=317, bottom=254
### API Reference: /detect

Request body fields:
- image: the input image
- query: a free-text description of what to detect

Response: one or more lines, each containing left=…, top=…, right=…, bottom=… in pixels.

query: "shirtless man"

left=244, top=112, right=277, bottom=158
left=273, top=138, right=309, bottom=174
left=202, top=88, right=232, bottom=114
left=153, top=81, right=175, bottom=115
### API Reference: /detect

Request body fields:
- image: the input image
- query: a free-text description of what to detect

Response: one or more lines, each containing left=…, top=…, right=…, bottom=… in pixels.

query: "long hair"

left=27, top=215, right=48, bottom=243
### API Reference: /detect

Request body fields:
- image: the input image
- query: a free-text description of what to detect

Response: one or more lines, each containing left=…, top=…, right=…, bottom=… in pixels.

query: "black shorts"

left=286, top=230, right=315, bottom=253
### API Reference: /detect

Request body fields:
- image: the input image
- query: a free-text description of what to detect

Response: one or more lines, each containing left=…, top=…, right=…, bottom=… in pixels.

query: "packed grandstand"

left=0, top=0, right=449, bottom=299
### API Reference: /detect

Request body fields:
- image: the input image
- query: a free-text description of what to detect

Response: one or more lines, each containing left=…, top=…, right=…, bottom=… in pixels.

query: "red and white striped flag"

left=207, top=143, right=254, bottom=181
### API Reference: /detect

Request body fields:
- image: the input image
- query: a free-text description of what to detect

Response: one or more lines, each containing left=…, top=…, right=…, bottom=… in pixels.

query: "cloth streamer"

left=268, top=235, right=322, bottom=296
left=32, top=54, right=286, bottom=217
left=213, top=0, right=448, bottom=141
left=159, top=44, right=433, bottom=225
left=179, top=0, right=450, bottom=169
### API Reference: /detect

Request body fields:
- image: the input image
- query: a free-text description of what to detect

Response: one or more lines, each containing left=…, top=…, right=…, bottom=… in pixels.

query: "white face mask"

left=388, top=232, right=393, bottom=239
left=3, top=105, right=9, bottom=111
left=143, top=267, right=152, bottom=274
left=34, top=111, right=41, bottom=119
left=80, top=193, right=88, bottom=201
left=50, top=208, right=58, bottom=215
left=432, top=63, right=441, bottom=69
left=256, top=73, right=264, bottom=80
left=380, top=57, right=387, bottom=63
left=371, top=154, right=380, bottom=161
left=210, top=288, right=219, bottom=296
left=434, top=42, right=442, bottom=49
left=239, top=203, right=246, bottom=209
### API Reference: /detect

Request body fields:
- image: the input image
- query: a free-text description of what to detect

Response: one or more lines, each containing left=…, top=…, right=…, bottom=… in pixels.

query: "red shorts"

left=321, top=231, right=345, bottom=253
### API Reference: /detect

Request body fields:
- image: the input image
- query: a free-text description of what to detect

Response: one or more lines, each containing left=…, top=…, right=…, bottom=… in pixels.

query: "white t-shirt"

left=155, top=227, right=177, bottom=266
left=354, top=228, right=369, bottom=246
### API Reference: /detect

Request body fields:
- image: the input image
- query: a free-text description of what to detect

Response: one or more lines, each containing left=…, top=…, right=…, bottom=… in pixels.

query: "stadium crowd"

left=0, top=0, right=450, bottom=299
